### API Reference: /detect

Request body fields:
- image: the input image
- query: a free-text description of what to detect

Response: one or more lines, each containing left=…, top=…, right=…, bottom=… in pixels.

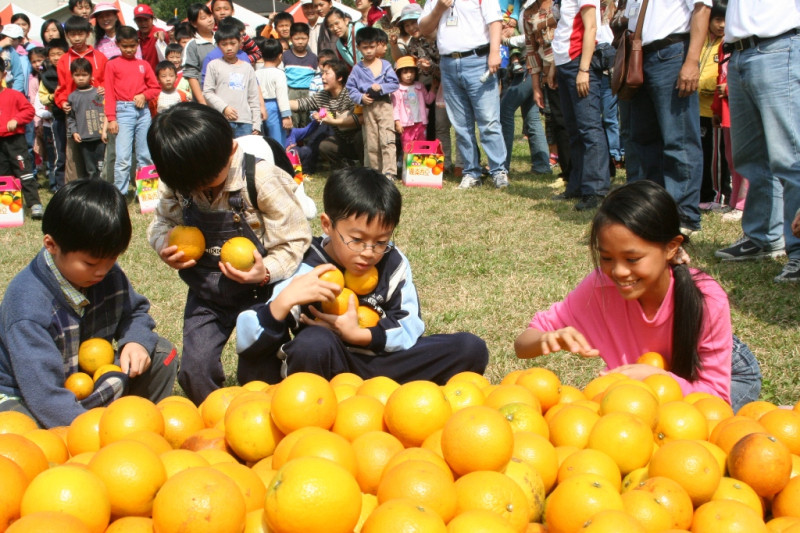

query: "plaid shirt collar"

left=45, top=250, right=89, bottom=316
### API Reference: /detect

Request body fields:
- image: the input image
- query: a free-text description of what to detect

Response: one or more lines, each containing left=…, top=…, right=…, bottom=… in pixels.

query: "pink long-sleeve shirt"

left=529, top=268, right=733, bottom=401
left=103, top=57, right=160, bottom=121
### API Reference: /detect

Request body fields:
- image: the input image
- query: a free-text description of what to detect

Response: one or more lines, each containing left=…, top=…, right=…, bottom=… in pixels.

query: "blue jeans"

left=600, top=74, right=622, bottom=162
left=440, top=53, right=507, bottom=177
left=728, top=32, right=800, bottom=258
left=557, top=56, right=609, bottom=197
left=628, top=40, right=703, bottom=230
left=114, top=102, right=152, bottom=194
left=500, top=71, right=550, bottom=173
left=263, top=99, right=287, bottom=146
left=730, top=335, right=762, bottom=413
left=230, top=122, right=253, bottom=138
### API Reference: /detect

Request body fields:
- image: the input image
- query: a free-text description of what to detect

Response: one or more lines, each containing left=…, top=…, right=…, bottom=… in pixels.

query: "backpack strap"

left=244, top=152, right=258, bottom=209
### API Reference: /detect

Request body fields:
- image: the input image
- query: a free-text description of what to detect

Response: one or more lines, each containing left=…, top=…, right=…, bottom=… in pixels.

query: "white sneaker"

left=722, top=209, right=743, bottom=222
left=457, top=175, right=482, bottom=189
left=492, top=172, right=509, bottom=189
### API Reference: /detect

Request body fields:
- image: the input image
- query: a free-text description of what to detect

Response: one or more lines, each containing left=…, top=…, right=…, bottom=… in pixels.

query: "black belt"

left=446, top=44, right=490, bottom=59
left=642, top=33, right=689, bottom=54
left=724, top=28, right=800, bottom=53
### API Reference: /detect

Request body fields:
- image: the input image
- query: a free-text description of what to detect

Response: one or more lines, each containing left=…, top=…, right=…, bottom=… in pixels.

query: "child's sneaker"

left=457, top=175, right=482, bottom=189
left=492, top=171, right=509, bottom=189
left=722, top=209, right=743, bottom=222
left=30, top=204, right=44, bottom=220
left=774, top=258, right=800, bottom=283
left=715, top=237, right=785, bottom=261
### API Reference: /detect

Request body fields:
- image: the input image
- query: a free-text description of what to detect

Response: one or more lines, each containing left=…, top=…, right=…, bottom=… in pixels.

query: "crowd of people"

left=0, top=0, right=796, bottom=425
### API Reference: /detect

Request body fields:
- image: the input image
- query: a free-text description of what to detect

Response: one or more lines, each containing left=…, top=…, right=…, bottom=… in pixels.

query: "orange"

left=548, top=404, right=600, bottom=449
left=515, top=368, right=562, bottom=413
left=88, top=440, right=167, bottom=518
left=157, top=395, right=195, bottom=408
left=579, top=509, right=646, bottom=533
left=512, top=431, right=559, bottom=494
left=654, top=400, right=709, bottom=444
left=378, top=459, right=458, bottom=522
left=557, top=448, right=622, bottom=491
left=558, top=384, right=587, bottom=404
left=66, top=408, right=105, bottom=456
left=600, top=383, right=660, bottom=430
left=330, top=372, right=363, bottom=388
left=24, top=428, right=69, bottom=464
left=0, top=433, right=49, bottom=482
left=64, top=372, right=94, bottom=400
left=20, top=465, right=110, bottom=533
left=441, top=380, right=485, bottom=412
left=66, top=451, right=95, bottom=465
left=223, top=397, right=284, bottom=462
left=767, top=517, right=800, bottom=532
left=621, top=489, right=675, bottom=531
left=648, top=439, right=722, bottom=507
left=104, top=517, right=154, bottom=532
left=738, top=400, right=778, bottom=420
left=351, top=430, right=404, bottom=494
left=356, top=375, right=400, bottom=405
left=78, top=338, right=114, bottom=375
left=727, top=432, right=792, bottom=498
left=454, top=470, right=531, bottom=532
left=321, top=287, right=356, bottom=315
left=287, top=429, right=358, bottom=476
left=210, top=462, right=267, bottom=512
left=446, top=509, right=517, bottom=533
left=93, top=364, right=122, bottom=382
left=199, top=386, right=243, bottom=428
left=319, top=268, right=345, bottom=289
left=643, top=373, right=684, bottom=404
left=249, top=457, right=276, bottom=488
left=773, top=475, right=800, bottom=518
left=167, top=225, right=206, bottom=261
left=344, top=266, right=379, bottom=295
left=98, top=396, right=164, bottom=447
left=332, top=394, right=387, bottom=441
left=270, top=425, right=326, bottom=470
left=361, top=498, right=447, bottom=533
left=123, top=430, right=172, bottom=455
left=159, top=448, right=210, bottom=478
left=384, top=380, right=452, bottom=447
left=6, top=511, right=92, bottom=533
left=637, top=351, right=670, bottom=370
left=544, top=473, right=624, bottom=533
left=499, top=402, right=549, bottom=438
left=694, top=396, right=735, bottom=437
left=712, top=476, right=764, bottom=518
left=587, top=412, right=653, bottom=475
left=180, top=427, right=232, bottom=454
left=441, top=405, right=514, bottom=476
left=634, top=476, right=694, bottom=530
left=621, top=466, right=649, bottom=493
left=195, top=448, right=238, bottom=464
left=265, top=456, right=362, bottom=533
left=270, top=372, right=338, bottom=434
left=152, top=467, right=246, bottom=533
left=356, top=306, right=381, bottom=327
left=555, top=445, right=580, bottom=467
left=760, top=409, right=800, bottom=455
left=422, top=428, right=444, bottom=457
left=710, top=415, right=766, bottom=454
left=500, top=369, right=527, bottom=386
left=484, top=384, right=541, bottom=411
left=383, top=447, right=454, bottom=482
left=158, top=399, right=204, bottom=449
left=0, top=455, right=28, bottom=530
left=503, top=456, right=546, bottom=522
left=447, top=371, right=491, bottom=389
left=697, top=439, right=728, bottom=474
left=224, top=390, right=270, bottom=414
left=690, top=499, right=768, bottom=533
left=791, top=452, right=800, bottom=478
left=334, top=383, right=358, bottom=402
left=582, top=373, right=628, bottom=402
left=355, top=493, right=378, bottom=533
left=220, top=236, right=257, bottom=271
left=684, top=391, right=717, bottom=404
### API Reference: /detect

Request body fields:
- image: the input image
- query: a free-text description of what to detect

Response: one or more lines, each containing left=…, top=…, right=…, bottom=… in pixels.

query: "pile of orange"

left=4, top=365, right=800, bottom=532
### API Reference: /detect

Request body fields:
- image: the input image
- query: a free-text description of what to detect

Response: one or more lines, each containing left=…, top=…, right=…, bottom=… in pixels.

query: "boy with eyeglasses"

left=236, top=166, right=489, bottom=384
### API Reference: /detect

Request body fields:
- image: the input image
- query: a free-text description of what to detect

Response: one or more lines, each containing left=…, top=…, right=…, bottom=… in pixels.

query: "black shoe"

left=575, top=194, right=603, bottom=211
left=551, top=191, right=579, bottom=201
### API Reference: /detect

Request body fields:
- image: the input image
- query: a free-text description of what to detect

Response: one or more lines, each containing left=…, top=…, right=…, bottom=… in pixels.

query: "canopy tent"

left=283, top=0, right=360, bottom=23
left=0, top=3, right=46, bottom=45
left=38, top=0, right=170, bottom=31
left=225, top=2, right=271, bottom=35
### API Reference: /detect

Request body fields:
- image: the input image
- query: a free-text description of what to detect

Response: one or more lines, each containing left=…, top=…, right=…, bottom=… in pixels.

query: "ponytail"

left=670, top=264, right=704, bottom=381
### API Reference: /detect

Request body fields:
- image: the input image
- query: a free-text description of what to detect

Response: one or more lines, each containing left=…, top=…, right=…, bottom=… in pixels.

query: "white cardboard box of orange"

left=402, top=140, right=444, bottom=189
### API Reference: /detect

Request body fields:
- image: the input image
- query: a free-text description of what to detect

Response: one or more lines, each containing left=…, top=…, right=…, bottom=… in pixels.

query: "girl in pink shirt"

left=515, top=180, right=761, bottom=411
left=391, top=56, right=437, bottom=150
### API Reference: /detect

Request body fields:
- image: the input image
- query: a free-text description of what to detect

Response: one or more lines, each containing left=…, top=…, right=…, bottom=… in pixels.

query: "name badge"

left=446, top=13, right=458, bottom=26
left=626, top=0, right=641, bottom=19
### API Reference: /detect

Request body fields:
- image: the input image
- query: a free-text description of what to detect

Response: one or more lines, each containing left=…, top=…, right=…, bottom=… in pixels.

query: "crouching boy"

left=0, top=180, right=178, bottom=428
left=237, top=167, right=489, bottom=384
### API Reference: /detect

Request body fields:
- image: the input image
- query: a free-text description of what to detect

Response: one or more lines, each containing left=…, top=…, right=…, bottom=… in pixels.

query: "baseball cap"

left=396, top=3, right=422, bottom=24
left=0, top=24, right=25, bottom=40
left=92, top=3, right=120, bottom=17
left=394, top=55, right=416, bottom=71
left=133, top=4, right=155, bottom=18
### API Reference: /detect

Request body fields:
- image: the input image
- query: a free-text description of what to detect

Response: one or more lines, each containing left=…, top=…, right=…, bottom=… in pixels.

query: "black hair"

left=355, top=26, right=381, bottom=46
left=167, top=16, right=181, bottom=27
left=215, top=19, right=243, bottom=43
left=64, top=15, right=93, bottom=35
left=210, top=0, right=233, bottom=10
left=40, top=19, right=66, bottom=44
left=325, top=8, right=350, bottom=27
left=116, top=25, right=138, bottom=42
left=290, top=22, right=310, bottom=37
left=711, top=0, right=727, bottom=20
left=68, top=0, right=93, bottom=12
left=324, top=58, right=350, bottom=85
left=70, top=57, right=92, bottom=75
left=165, top=42, right=183, bottom=56
left=187, top=2, right=212, bottom=25
left=318, top=48, right=337, bottom=63
left=147, top=102, right=234, bottom=194
left=273, top=12, right=294, bottom=26
left=0, top=60, right=4, bottom=73
left=174, top=26, right=194, bottom=43
left=29, top=46, right=46, bottom=60
left=10, top=13, right=30, bottom=27
left=42, top=180, right=131, bottom=258
left=324, top=167, right=401, bottom=229
left=374, top=28, right=388, bottom=44
left=396, top=66, right=417, bottom=82
left=590, top=180, right=704, bottom=382
left=46, top=38, right=69, bottom=55
left=94, top=12, right=123, bottom=42
left=156, top=60, right=177, bottom=75
left=258, top=38, right=283, bottom=61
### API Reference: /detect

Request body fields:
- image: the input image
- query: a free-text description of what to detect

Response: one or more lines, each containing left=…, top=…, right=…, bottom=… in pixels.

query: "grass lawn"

left=2, top=136, right=799, bottom=405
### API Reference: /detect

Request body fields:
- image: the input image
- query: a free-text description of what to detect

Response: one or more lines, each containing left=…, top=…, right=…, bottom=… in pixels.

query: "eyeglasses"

left=335, top=228, right=394, bottom=254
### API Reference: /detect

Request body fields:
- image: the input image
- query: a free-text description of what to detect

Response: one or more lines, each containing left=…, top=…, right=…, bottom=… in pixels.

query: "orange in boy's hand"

left=321, top=288, right=356, bottom=315
left=357, top=306, right=381, bottom=328
left=65, top=372, right=94, bottom=400
left=319, top=268, right=345, bottom=289
left=637, top=351, right=670, bottom=371
left=78, top=338, right=115, bottom=375
left=168, top=226, right=206, bottom=261
left=93, top=364, right=123, bottom=382
left=220, top=237, right=256, bottom=271
left=344, top=266, right=379, bottom=295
